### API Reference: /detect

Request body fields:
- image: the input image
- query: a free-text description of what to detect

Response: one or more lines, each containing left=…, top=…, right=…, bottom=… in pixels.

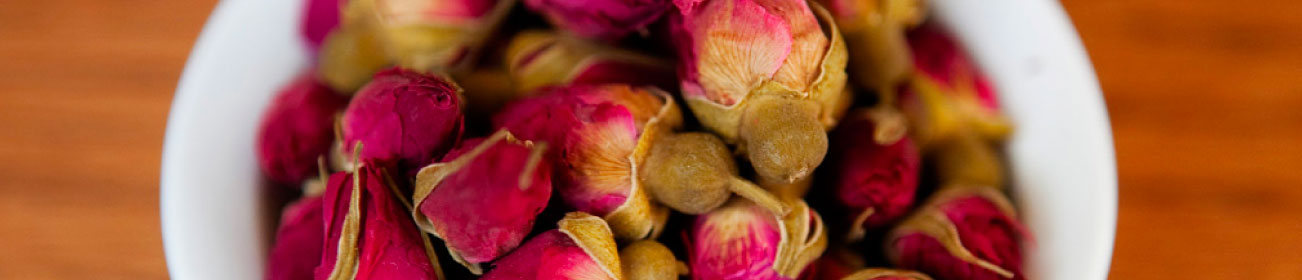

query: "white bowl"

left=161, top=0, right=1117, bottom=278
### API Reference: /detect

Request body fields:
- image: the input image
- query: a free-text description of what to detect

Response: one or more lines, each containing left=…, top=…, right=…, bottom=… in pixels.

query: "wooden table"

left=1, top=0, right=1299, bottom=278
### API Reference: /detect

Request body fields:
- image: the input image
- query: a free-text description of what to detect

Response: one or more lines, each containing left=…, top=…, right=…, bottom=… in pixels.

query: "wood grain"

left=1, top=0, right=1300, bottom=278
left=0, top=0, right=216, bottom=278
left=1060, top=0, right=1302, bottom=278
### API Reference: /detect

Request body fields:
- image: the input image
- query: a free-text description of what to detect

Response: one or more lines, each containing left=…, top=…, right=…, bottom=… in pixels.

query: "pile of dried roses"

left=258, top=0, right=1027, bottom=279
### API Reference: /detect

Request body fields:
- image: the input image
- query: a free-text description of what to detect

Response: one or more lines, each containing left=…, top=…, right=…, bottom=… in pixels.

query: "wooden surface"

left=1, top=0, right=1300, bottom=278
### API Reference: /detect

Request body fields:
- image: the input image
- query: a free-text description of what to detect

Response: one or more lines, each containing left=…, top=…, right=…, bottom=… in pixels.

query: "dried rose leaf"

left=885, top=186, right=1026, bottom=280
left=410, top=130, right=553, bottom=274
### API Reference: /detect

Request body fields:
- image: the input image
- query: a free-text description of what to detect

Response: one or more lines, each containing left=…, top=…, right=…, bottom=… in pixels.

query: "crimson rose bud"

left=257, top=74, right=348, bottom=186
left=341, top=67, right=465, bottom=173
left=411, top=130, right=553, bottom=274
left=830, top=109, right=921, bottom=240
left=300, top=0, right=341, bottom=55
left=266, top=195, right=326, bottom=280
left=493, top=84, right=680, bottom=242
left=524, top=0, right=671, bottom=40
left=886, top=186, right=1027, bottom=280
left=316, top=163, right=443, bottom=279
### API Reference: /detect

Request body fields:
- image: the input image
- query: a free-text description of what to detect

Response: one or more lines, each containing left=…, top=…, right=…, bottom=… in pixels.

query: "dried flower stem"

left=728, top=177, right=792, bottom=216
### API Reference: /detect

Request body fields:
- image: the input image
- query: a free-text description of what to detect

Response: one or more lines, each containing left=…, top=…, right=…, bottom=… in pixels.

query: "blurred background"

left=1, top=0, right=1300, bottom=278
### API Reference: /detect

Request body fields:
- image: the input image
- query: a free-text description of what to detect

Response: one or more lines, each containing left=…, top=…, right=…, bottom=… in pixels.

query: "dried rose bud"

left=494, top=84, right=681, bottom=241
left=316, top=162, right=443, bottom=280
left=340, top=67, right=465, bottom=174
left=410, top=130, right=552, bottom=274
left=346, top=0, right=514, bottom=72
left=317, top=25, right=391, bottom=93
left=620, top=240, right=683, bottom=280
left=670, top=0, right=852, bottom=184
left=481, top=212, right=623, bottom=280
left=266, top=195, right=325, bottom=280
left=301, top=0, right=342, bottom=55
left=885, top=186, right=1026, bottom=280
left=932, top=130, right=1005, bottom=188
left=840, top=269, right=932, bottom=280
left=491, top=88, right=581, bottom=150
left=690, top=199, right=827, bottom=280
left=900, top=23, right=1012, bottom=148
left=524, top=0, right=670, bottom=40
left=257, top=74, right=348, bottom=186
left=815, top=0, right=925, bottom=94
left=453, top=66, right=520, bottom=116
left=829, top=109, right=921, bottom=240
left=796, top=249, right=866, bottom=280
left=641, top=132, right=789, bottom=216
left=505, top=30, right=675, bottom=94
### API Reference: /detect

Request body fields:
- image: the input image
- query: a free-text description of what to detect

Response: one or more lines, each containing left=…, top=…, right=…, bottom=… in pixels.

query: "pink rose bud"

left=316, top=162, right=444, bottom=280
left=829, top=109, right=921, bottom=240
left=481, top=212, right=623, bottom=280
left=670, top=0, right=851, bottom=184
left=410, top=130, right=553, bottom=274
left=838, top=269, right=933, bottom=280
left=690, top=199, right=827, bottom=280
left=524, top=0, right=671, bottom=40
left=301, top=0, right=342, bottom=55
left=885, top=186, right=1027, bottom=280
left=341, top=67, right=465, bottom=174
left=257, top=74, right=348, bottom=186
left=266, top=195, right=326, bottom=280
left=494, top=84, right=682, bottom=241
left=900, top=23, right=1011, bottom=147
left=504, top=31, right=676, bottom=94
